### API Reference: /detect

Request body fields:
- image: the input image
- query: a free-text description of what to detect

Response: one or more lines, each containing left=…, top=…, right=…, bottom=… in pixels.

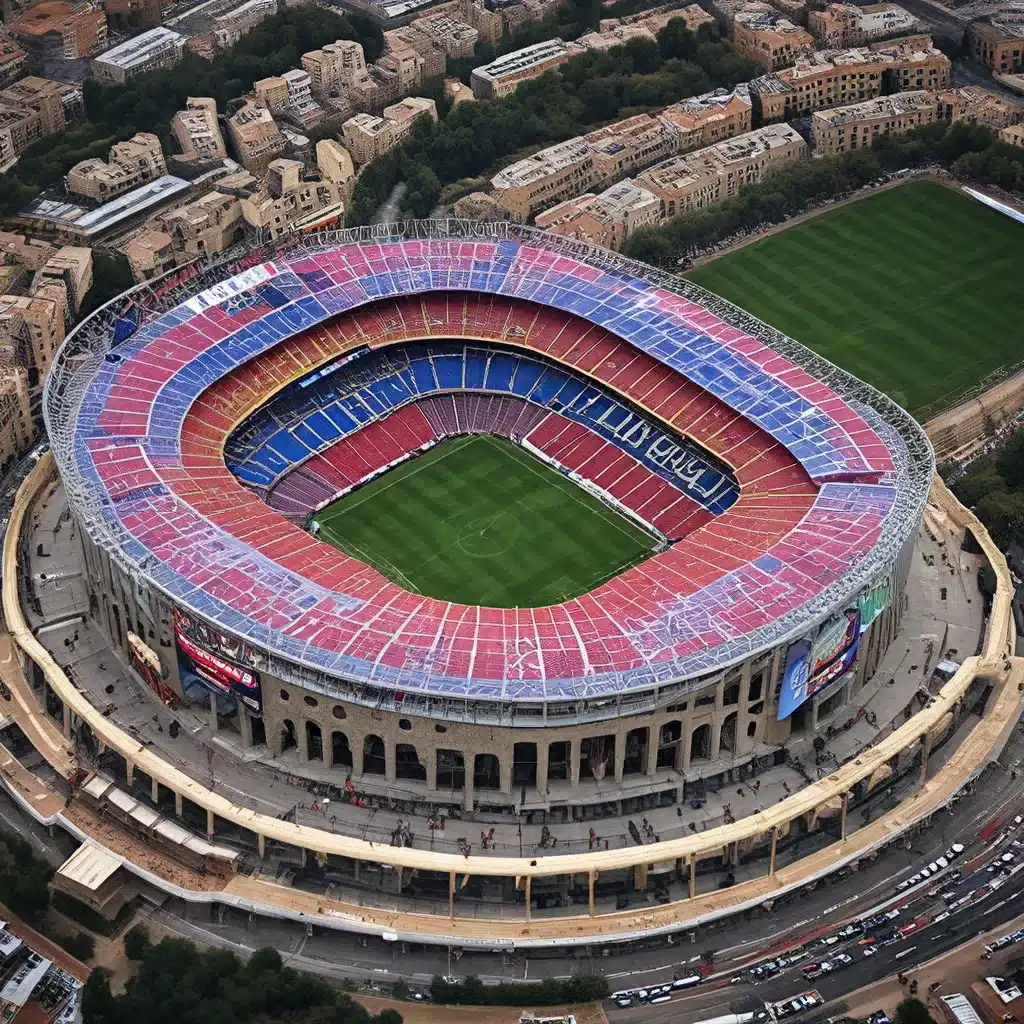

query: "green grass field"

left=312, top=434, right=658, bottom=606
left=688, top=181, right=1024, bottom=418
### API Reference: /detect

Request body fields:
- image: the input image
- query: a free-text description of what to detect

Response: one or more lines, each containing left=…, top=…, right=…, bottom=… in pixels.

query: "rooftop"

left=94, top=26, right=184, bottom=70
left=473, top=38, right=580, bottom=79
left=491, top=137, right=592, bottom=188
left=812, top=89, right=933, bottom=124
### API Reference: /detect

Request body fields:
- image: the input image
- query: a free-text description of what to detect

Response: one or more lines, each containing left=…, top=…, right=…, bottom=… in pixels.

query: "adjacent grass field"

left=688, top=181, right=1024, bottom=418
left=312, top=434, right=658, bottom=606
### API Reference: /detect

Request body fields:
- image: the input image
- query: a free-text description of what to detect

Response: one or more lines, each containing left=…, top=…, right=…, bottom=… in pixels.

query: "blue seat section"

left=224, top=341, right=741, bottom=512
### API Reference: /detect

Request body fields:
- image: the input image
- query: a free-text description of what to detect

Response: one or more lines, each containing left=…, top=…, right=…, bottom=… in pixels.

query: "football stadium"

left=25, top=219, right=1017, bottom=947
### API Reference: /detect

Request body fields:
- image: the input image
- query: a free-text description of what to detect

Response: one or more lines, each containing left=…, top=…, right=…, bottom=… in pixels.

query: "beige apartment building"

left=67, top=133, right=166, bottom=201
left=170, top=97, right=227, bottom=166
left=340, top=96, right=437, bottom=165
left=598, top=4, right=714, bottom=36
left=302, top=39, right=371, bottom=95
left=808, top=3, right=917, bottom=47
left=413, top=14, right=478, bottom=58
left=385, top=25, right=445, bottom=80
left=731, top=9, right=814, bottom=71
left=211, top=0, right=276, bottom=49
left=0, top=355, right=34, bottom=471
left=32, top=246, right=92, bottom=314
left=0, top=292, right=65, bottom=384
left=751, top=35, right=949, bottom=121
left=375, top=42, right=426, bottom=104
left=661, top=83, right=753, bottom=150
left=935, top=84, right=1024, bottom=131
left=490, top=138, right=596, bottom=221
left=240, top=158, right=346, bottom=240
left=471, top=39, right=584, bottom=99
left=227, top=99, right=286, bottom=174
left=253, top=76, right=289, bottom=114
left=1001, top=123, right=1024, bottom=147
left=0, top=76, right=71, bottom=135
left=0, top=105, right=43, bottom=169
left=635, top=123, right=807, bottom=220
left=810, top=89, right=935, bottom=154
left=0, top=34, right=29, bottom=87
left=90, top=25, right=184, bottom=83
left=967, top=13, right=1024, bottom=74
left=8, top=1, right=106, bottom=61
left=535, top=178, right=661, bottom=250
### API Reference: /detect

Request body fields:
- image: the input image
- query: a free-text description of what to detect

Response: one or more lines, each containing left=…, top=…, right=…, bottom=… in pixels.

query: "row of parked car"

left=611, top=973, right=703, bottom=1008
left=770, top=990, right=823, bottom=1019
left=894, top=842, right=966, bottom=893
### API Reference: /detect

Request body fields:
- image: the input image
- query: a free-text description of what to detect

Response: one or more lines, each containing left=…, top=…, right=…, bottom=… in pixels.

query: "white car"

left=863, top=946, right=878, bottom=957
left=945, top=842, right=966, bottom=859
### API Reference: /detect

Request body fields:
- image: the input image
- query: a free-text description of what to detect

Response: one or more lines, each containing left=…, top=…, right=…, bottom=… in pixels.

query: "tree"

left=391, top=979, right=409, bottom=1001
left=123, top=923, right=151, bottom=961
left=895, top=998, right=937, bottom=1024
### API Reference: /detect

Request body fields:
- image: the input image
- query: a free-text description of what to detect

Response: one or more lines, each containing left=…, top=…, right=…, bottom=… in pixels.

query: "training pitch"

left=312, top=434, right=658, bottom=606
left=688, top=181, right=1023, bottom=418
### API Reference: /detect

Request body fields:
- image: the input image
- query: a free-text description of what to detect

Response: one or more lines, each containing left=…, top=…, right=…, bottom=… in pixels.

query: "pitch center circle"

left=455, top=512, right=521, bottom=559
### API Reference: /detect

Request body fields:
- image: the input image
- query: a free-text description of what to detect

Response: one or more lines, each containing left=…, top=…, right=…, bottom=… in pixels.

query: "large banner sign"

left=777, top=609, right=862, bottom=720
left=174, top=609, right=263, bottom=714
left=857, top=580, right=891, bottom=633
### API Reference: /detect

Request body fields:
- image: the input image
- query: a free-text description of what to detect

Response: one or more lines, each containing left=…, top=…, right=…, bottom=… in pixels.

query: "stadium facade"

left=44, top=222, right=933, bottom=817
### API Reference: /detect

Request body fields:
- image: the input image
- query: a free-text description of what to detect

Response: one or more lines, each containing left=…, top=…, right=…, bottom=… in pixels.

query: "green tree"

left=895, top=998, right=937, bottom=1024
left=124, top=923, right=151, bottom=961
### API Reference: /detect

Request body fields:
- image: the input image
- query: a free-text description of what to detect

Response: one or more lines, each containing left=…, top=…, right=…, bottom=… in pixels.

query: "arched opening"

left=363, top=734, right=385, bottom=775
left=690, top=723, right=712, bottom=763
left=473, top=753, right=500, bottom=790
left=396, top=743, right=426, bottom=781
left=580, top=735, right=614, bottom=781
left=547, top=741, right=570, bottom=782
left=331, top=730, right=352, bottom=769
left=623, top=727, right=648, bottom=776
left=306, top=721, right=323, bottom=761
left=250, top=716, right=266, bottom=747
left=723, top=683, right=740, bottom=706
left=280, top=719, right=297, bottom=753
left=657, top=720, right=682, bottom=770
left=436, top=749, right=465, bottom=791
left=513, top=742, right=537, bottom=788
left=719, top=711, right=738, bottom=756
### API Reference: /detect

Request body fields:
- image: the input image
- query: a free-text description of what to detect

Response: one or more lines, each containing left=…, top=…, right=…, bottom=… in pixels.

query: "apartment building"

left=375, top=41, right=426, bottom=104
left=91, top=26, right=185, bottom=83
left=598, top=4, right=715, bottom=36
left=708, top=0, right=773, bottom=30
left=315, top=138, right=356, bottom=197
left=535, top=178, right=661, bottom=249
left=123, top=176, right=252, bottom=281
left=8, top=1, right=106, bottom=60
left=1001, top=122, right=1024, bottom=147
left=103, top=0, right=161, bottom=29
left=731, top=8, right=814, bottom=70
left=32, top=245, right=92, bottom=314
left=67, top=133, right=166, bottom=201
left=413, top=13, right=479, bottom=58
left=0, top=33, right=29, bottom=86
left=491, top=137, right=596, bottom=221
left=577, top=22, right=660, bottom=51
left=635, top=122, right=807, bottom=220
left=340, top=96, right=437, bottom=165
left=0, top=76, right=72, bottom=135
left=935, top=84, right=1024, bottom=130
left=471, top=39, right=584, bottom=99
left=280, top=68, right=325, bottom=129
left=808, top=3, right=917, bottom=47
left=302, top=39, right=371, bottom=94
left=428, top=0, right=503, bottom=45
left=586, top=113, right=685, bottom=185
left=385, top=25, right=445, bottom=80
left=661, top=83, right=753, bottom=151
left=0, top=292, right=65, bottom=383
left=967, top=12, right=1024, bottom=74
left=0, top=356, right=34, bottom=471
left=751, top=35, right=949, bottom=120
left=253, top=75, right=289, bottom=113
left=810, top=89, right=935, bottom=154
left=170, top=97, right=227, bottom=166
left=227, top=99, right=286, bottom=174
left=240, top=158, right=346, bottom=239
left=0, top=105, right=41, bottom=170
left=211, top=0, right=276, bottom=49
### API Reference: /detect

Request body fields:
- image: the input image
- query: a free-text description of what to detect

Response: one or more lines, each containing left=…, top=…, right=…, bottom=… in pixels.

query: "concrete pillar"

left=426, top=750, right=437, bottom=791
left=570, top=743, right=580, bottom=787
left=258, top=833, right=266, bottom=858
left=614, top=733, right=626, bottom=784
left=841, top=792, right=849, bottom=841
left=499, top=750, right=512, bottom=795
left=769, top=827, right=778, bottom=877
left=646, top=726, right=659, bottom=776
left=126, top=761, right=135, bottom=786
left=688, top=853, right=696, bottom=898
left=524, top=875, right=531, bottom=921
left=239, top=711, right=253, bottom=749
left=62, top=701, right=71, bottom=740
left=206, top=807, right=215, bottom=837
left=919, top=732, right=932, bottom=787
left=209, top=698, right=218, bottom=734
left=463, top=756, right=475, bottom=813
left=175, top=791, right=183, bottom=818
left=634, top=862, right=648, bottom=891
left=151, top=776, right=159, bottom=805
left=385, top=741, right=396, bottom=783
left=449, top=870, right=456, bottom=920
left=297, top=722, right=309, bottom=764
left=588, top=869, right=596, bottom=917
left=536, top=742, right=549, bottom=795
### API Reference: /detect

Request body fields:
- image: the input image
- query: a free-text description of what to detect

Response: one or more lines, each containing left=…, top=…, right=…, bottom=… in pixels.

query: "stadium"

left=41, top=219, right=934, bottom=838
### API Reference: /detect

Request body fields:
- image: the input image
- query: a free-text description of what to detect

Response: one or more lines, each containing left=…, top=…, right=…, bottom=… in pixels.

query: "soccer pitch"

left=688, top=181, right=1023, bottom=418
left=312, top=434, right=658, bottom=606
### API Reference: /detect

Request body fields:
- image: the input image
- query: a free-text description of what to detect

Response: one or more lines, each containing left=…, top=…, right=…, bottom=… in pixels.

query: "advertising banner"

left=174, top=609, right=262, bottom=714
left=777, top=609, right=862, bottom=720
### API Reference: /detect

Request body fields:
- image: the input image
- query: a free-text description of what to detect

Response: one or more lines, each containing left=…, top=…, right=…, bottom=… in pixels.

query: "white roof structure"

left=93, top=26, right=185, bottom=72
